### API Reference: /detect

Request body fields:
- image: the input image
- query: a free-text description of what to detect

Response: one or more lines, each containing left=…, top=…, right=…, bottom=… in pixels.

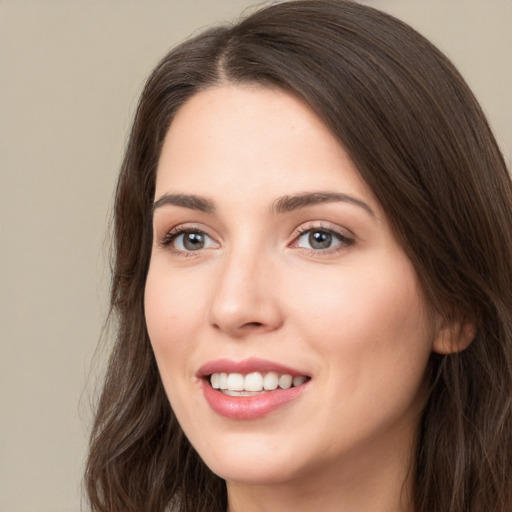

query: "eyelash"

left=157, top=224, right=354, bottom=256
left=158, top=225, right=214, bottom=255
left=292, top=224, right=354, bottom=254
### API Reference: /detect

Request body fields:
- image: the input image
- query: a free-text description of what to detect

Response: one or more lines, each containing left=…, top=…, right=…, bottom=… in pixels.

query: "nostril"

left=211, top=321, right=265, bottom=333
left=243, top=322, right=264, bottom=329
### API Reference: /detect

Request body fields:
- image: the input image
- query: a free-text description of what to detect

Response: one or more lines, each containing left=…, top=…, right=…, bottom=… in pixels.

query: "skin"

left=144, top=84, right=450, bottom=512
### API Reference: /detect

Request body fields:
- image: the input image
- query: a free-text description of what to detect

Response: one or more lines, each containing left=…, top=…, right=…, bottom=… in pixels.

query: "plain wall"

left=0, top=1, right=510, bottom=511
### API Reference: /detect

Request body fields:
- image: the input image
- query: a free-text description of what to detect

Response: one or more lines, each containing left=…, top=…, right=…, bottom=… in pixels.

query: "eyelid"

left=289, top=222, right=355, bottom=253
left=155, top=221, right=354, bottom=256
left=157, top=223, right=220, bottom=252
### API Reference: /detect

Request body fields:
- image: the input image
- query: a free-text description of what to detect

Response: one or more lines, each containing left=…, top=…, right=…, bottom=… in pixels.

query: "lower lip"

left=201, top=380, right=307, bottom=420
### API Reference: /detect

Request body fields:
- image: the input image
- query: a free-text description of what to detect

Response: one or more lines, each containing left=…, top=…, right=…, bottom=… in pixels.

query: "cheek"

left=290, top=259, right=432, bottom=451
left=290, top=257, right=430, bottom=341
left=144, top=263, right=211, bottom=432
left=288, top=255, right=433, bottom=399
left=144, top=264, right=203, bottom=379
left=144, top=258, right=208, bottom=335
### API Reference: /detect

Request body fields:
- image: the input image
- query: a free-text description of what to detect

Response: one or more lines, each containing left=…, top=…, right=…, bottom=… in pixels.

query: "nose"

left=207, top=247, right=284, bottom=338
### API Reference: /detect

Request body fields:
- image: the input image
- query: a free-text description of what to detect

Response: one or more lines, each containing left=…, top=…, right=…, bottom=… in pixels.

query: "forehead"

left=155, top=84, right=377, bottom=211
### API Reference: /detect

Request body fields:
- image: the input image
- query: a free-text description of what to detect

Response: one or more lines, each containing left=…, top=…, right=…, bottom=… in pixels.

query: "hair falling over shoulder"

left=85, top=1, right=512, bottom=511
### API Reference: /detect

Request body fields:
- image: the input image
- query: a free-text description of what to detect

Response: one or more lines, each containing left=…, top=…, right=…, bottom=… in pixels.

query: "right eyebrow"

left=152, top=193, right=215, bottom=214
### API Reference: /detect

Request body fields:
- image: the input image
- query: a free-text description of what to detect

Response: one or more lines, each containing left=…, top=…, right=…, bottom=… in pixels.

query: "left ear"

left=432, top=316, right=477, bottom=355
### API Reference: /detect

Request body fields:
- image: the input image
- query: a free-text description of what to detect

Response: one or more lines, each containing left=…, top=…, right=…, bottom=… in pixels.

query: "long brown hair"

left=85, top=1, right=512, bottom=511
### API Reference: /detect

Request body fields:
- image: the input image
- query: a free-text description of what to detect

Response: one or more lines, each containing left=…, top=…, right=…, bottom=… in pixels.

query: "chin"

left=208, top=458, right=302, bottom=487
left=193, top=431, right=309, bottom=486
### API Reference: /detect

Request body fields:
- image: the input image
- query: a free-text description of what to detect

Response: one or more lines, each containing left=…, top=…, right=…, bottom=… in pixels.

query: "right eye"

left=161, top=229, right=219, bottom=253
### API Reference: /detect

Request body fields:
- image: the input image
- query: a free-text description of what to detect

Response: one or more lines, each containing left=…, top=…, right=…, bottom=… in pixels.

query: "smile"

left=210, top=371, right=308, bottom=395
left=198, top=358, right=311, bottom=420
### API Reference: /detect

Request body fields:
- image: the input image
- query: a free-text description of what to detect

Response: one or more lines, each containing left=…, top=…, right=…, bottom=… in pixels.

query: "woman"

left=85, top=1, right=512, bottom=511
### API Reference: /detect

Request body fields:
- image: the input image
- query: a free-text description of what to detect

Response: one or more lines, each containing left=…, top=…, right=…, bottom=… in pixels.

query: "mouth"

left=197, top=358, right=311, bottom=420
left=209, top=371, right=309, bottom=396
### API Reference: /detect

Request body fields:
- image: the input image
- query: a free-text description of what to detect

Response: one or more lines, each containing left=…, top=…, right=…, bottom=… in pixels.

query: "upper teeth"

left=210, top=372, right=307, bottom=392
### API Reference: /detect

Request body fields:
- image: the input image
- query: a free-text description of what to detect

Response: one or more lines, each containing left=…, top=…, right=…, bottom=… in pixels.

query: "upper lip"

left=196, top=357, right=309, bottom=378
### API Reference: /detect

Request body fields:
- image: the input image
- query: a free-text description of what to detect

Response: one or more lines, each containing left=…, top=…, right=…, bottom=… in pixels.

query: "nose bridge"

left=208, top=234, right=281, bottom=335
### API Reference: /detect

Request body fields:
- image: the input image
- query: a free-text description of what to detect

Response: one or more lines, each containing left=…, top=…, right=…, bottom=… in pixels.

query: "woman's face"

left=145, top=85, right=438, bottom=487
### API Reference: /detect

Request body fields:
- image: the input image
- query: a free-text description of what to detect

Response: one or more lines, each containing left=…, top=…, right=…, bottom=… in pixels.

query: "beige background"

left=0, top=1, right=510, bottom=511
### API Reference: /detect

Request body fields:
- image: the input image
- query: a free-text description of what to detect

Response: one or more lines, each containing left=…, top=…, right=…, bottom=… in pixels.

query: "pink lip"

left=197, top=357, right=308, bottom=378
left=197, top=358, right=310, bottom=420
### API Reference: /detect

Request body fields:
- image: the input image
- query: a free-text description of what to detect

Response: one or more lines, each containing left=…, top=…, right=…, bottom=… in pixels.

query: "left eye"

left=295, top=229, right=344, bottom=250
left=173, top=231, right=217, bottom=251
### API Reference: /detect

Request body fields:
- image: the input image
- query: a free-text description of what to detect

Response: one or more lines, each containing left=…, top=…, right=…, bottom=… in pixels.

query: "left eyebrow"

left=270, top=192, right=375, bottom=217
